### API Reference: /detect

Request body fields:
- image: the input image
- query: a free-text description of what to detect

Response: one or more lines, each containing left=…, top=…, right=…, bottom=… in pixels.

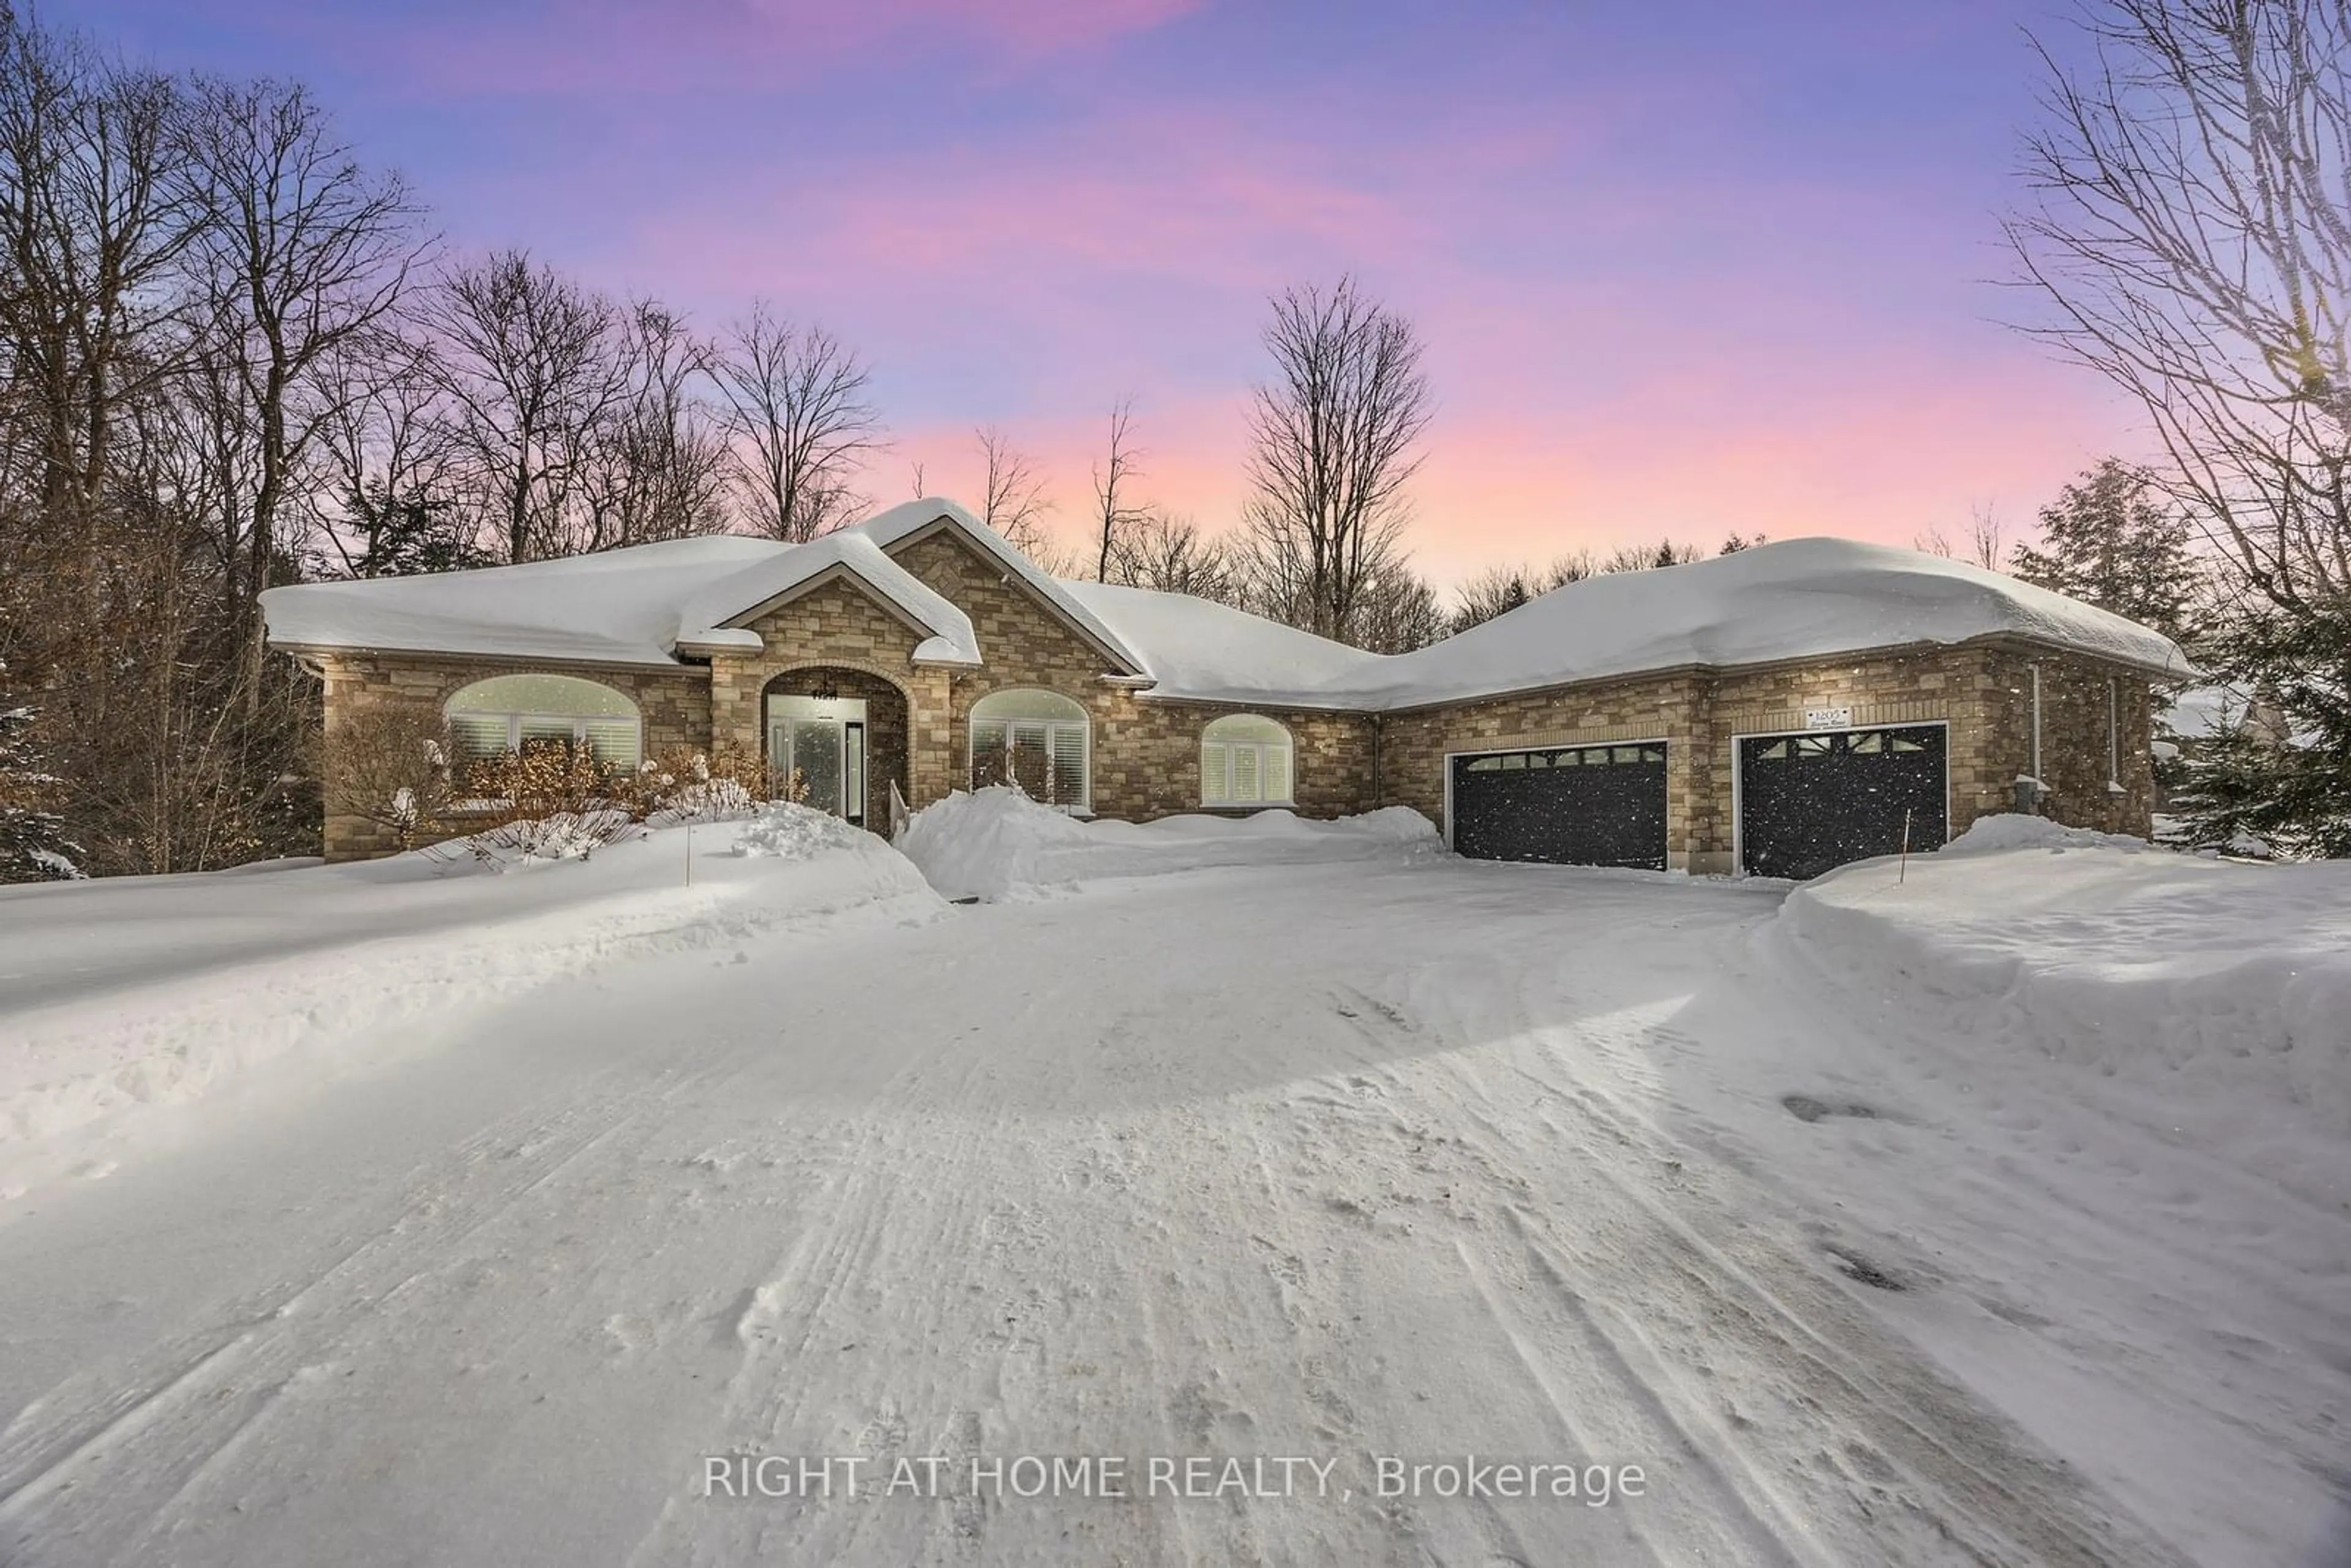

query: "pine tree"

left=2171, top=598, right=2351, bottom=858
left=2011, top=459, right=2200, bottom=638
left=347, top=486, right=490, bottom=579
left=0, top=664, right=83, bottom=882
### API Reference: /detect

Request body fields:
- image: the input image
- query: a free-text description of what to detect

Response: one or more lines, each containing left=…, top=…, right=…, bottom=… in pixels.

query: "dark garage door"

left=1738, top=725, right=1947, bottom=880
left=1450, top=743, right=1668, bottom=869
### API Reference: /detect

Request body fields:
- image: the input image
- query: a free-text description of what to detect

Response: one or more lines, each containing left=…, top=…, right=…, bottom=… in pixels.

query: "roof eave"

left=267, top=638, right=689, bottom=671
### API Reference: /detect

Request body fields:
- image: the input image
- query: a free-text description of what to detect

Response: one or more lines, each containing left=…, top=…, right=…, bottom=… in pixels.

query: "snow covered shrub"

left=328, top=706, right=462, bottom=850
left=424, top=739, right=641, bottom=868
left=459, top=738, right=617, bottom=822
left=617, top=743, right=778, bottom=825
left=455, top=806, right=637, bottom=868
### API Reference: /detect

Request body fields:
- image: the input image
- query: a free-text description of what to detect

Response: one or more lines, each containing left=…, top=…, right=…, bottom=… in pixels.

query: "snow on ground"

left=0, top=812, right=2341, bottom=1566
left=0, top=806, right=942, bottom=1202
left=1681, top=821, right=2351, bottom=1566
left=894, top=786, right=1441, bottom=900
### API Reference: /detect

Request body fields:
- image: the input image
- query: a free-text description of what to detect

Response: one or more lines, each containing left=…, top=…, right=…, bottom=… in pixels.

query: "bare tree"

left=976, top=424, right=1054, bottom=550
left=307, top=326, right=467, bottom=575
left=181, top=76, right=430, bottom=642
left=1351, top=558, right=1449, bottom=653
left=2006, top=0, right=2351, bottom=608
left=1234, top=276, right=1432, bottom=641
left=1090, top=397, right=1146, bottom=581
left=710, top=304, right=879, bottom=542
left=421, top=250, right=628, bottom=562
left=1450, top=563, right=1538, bottom=632
left=1108, top=510, right=1237, bottom=601
left=0, top=20, right=200, bottom=529
left=1915, top=505, right=2007, bottom=571
left=579, top=299, right=731, bottom=550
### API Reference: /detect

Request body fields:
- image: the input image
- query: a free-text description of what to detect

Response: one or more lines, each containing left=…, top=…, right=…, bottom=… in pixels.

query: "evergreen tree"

left=2171, top=597, right=2351, bottom=858
left=2011, top=459, right=2200, bottom=638
left=347, top=486, right=490, bottom=579
left=0, top=665, right=83, bottom=882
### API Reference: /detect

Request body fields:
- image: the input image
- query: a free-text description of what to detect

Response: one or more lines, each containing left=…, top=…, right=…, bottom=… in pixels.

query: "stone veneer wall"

left=703, top=576, right=957, bottom=812
left=886, top=528, right=1384, bottom=820
left=1095, top=699, right=1379, bottom=820
left=1974, top=647, right=2157, bottom=836
left=890, top=529, right=1128, bottom=811
left=316, top=652, right=708, bottom=861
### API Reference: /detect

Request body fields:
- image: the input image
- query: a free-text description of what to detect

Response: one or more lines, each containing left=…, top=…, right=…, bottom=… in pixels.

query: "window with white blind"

left=970, top=688, right=1089, bottom=809
left=444, top=674, right=642, bottom=768
left=1201, top=713, right=1294, bottom=806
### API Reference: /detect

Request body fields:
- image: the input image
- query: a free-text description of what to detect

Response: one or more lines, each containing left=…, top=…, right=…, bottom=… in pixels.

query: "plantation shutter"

left=1007, top=721, right=1051, bottom=797
left=1231, top=744, right=1259, bottom=801
left=1201, top=742, right=1229, bottom=804
left=517, top=715, right=572, bottom=751
left=970, top=721, right=1009, bottom=788
left=582, top=719, right=640, bottom=768
left=1049, top=722, right=1087, bottom=808
left=448, top=713, right=510, bottom=761
left=1262, top=743, right=1291, bottom=803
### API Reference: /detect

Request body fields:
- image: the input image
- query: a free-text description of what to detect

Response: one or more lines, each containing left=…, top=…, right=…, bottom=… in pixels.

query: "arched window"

left=1201, top=713, right=1294, bottom=806
left=445, top=673, right=641, bottom=767
left=970, top=688, right=1089, bottom=809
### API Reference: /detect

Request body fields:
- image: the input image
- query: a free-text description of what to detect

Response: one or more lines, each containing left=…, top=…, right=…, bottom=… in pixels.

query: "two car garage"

left=1447, top=724, right=1949, bottom=880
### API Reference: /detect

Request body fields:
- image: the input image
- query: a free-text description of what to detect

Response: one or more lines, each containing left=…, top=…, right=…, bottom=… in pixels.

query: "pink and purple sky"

left=72, top=0, right=2135, bottom=585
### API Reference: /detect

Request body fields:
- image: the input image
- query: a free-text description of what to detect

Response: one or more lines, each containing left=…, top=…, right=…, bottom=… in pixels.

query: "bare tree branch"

left=1090, top=397, right=1145, bottom=582
left=710, top=304, right=880, bottom=542
left=1233, top=275, right=1432, bottom=642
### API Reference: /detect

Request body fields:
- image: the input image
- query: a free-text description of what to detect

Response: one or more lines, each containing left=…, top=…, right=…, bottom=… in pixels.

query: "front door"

left=766, top=694, right=868, bottom=825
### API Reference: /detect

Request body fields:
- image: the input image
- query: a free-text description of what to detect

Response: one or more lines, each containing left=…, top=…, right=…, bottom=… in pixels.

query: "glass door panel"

left=790, top=719, right=843, bottom=816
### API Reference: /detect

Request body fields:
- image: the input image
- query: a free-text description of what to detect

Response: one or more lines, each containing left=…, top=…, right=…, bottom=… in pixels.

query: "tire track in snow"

left=0, top=1063, right=716, bottom=1564
left=1402, top=961, right=2196, bottom=1568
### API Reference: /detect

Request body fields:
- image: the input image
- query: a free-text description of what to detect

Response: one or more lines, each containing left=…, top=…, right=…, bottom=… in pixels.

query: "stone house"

left=261, top=499, right=2190, bottom=879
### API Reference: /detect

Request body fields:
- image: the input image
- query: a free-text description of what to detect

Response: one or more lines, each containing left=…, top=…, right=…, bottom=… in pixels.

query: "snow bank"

left=1772, top=824, right=2351, bottom=1173
left=732, top=800, right=875, bottom=859
left=1940, top=811, right=2151, bottom=855
left=0, top=809, right=942, bottom=1201
left=897, top=787, right=1441, bottom=900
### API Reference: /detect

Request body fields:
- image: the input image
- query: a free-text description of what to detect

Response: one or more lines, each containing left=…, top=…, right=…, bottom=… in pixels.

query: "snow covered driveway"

left=0, top=855, right=2331, bottom=1566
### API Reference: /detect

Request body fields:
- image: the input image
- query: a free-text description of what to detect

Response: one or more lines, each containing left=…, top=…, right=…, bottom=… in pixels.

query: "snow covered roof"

left=1052, top=580, right=1383, bottom=708
left=264, top=517, right=2191, bottom=706
left=848, top=499, right=1145, bottom=673
left=674, top=528, right=981, bottom=666
left=261, top=535, right=787, bottom=666
left=1330, top=537, right=2193, bottom=709
left=261, top=500, right=1114, bottom=672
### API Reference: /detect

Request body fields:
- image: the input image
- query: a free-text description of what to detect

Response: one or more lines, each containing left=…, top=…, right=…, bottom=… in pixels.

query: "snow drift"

left=896, top=787, right=1441, bottom=901
left=1772, top=815, right=2351, bottom=1176
left=0, top=806, right=942, bottom=1201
